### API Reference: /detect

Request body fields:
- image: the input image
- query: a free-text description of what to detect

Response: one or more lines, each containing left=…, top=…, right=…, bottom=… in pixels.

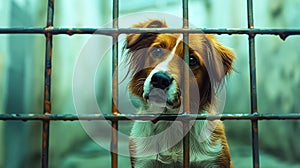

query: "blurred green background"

left=0, top=0, right=300, bottom=167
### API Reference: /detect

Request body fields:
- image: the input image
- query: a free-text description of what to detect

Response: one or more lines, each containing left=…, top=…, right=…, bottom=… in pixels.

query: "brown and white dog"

left=124, top=20, right=235, bottom=168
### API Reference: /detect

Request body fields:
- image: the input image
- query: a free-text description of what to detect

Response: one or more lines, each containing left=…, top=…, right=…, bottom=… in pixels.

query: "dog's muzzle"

left=144, top=71, right=181, bottom=109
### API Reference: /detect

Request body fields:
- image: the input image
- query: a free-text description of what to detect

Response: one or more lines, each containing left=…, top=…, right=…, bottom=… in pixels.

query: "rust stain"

left=44, top=85, right=51, bottom=113
left=47, top=69, right=51, bottom=76
left=44, top=86, right=49, bottom=97
left=46, top=33, right=50, bottom=41
left=77, top=29, right=83, bottom=33
left=112, top=104, right=119, bottom=115
left=279, top=33, right=289, bottom=41
left=45, top=26, right=53, bottom=32
left=44, top=100, right=51, bottom=113
left=67, top=28, right=74, bottom=36
left=42, top=122, right=49, bottom=149
left=49, top=45, right=53, bottom=57
left=249, top=33, right=256, bottom=38
left=253, top=127, right=258, bottom=133
left=45, top=26, right=53, bottom=40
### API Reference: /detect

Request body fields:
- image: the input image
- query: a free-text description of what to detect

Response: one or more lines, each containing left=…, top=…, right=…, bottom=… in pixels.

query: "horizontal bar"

left=0, top=28, right=300, bottom=38
left=0, top=113, right=300, bottom=121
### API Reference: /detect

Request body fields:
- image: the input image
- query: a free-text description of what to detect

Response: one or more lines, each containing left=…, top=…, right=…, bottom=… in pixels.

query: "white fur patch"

left=131, top=120, right=222, bottom=166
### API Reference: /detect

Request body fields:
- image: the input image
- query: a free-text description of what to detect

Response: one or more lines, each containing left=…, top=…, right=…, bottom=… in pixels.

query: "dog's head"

left=124, top=20, right=235, bottom=114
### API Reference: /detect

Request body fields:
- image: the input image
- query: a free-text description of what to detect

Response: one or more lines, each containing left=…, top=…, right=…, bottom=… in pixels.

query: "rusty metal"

left=42, top=0, right=54, bottom=167
left=111, top=120, right=118, bottom=168
left=182, top=0, right=190, bottom=167
left=111, top=0, right=119, bottom=168
left=1, top=113, right=300, bottom=121
left=182, top=121, right=190, bottom=168
left=247, top=0, right=260, bottom=167
left=42, top=121, right=50, bottom=168
left=182, top=0, right=189, bottom=29
left=1, top=28, right=300, bottom=39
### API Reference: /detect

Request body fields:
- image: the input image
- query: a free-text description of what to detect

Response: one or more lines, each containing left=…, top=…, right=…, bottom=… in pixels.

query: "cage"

left=0, top=0, right=300, bottom=168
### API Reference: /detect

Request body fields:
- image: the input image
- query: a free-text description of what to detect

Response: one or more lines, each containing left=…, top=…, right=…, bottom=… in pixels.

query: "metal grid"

left=1, top=0, right=300, bottom=168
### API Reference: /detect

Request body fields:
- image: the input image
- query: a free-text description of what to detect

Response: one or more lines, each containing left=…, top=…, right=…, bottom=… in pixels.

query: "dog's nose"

left=151, top=72, right=173, bottom=90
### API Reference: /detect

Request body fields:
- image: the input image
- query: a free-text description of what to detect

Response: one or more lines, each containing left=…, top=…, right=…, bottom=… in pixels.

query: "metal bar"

left=111, top=0, right=119, bottom=168
left=182, top=0, right=189, bottom=29
left=251, top=120, right=259, bottom=168
left=42, top=121, right=50, bottom=168
left=182, top=121, right=190, bottom=168
left=1, top=113, right=300, bottom=121
left=247, top=0, right=260, bottom=167
left=112, top=3, right=119, bottom=116
left=182, top=0, right=190, bottom=167
left=113, top=0, right=119, bottom=29
left=42, top=0, right=54, bottom=167
left=111, top=120, right=118, bottom=168
left=0, top=28, right=300, bottom=38
left=182, top=0, right=190, bottom=113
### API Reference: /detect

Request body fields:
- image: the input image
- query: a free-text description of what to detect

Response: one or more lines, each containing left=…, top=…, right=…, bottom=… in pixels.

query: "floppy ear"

left=214, top=39, right=235, bottom=74
left=205, top=35, right=235, bottom=83
left=126, top=20, right=167, bottom=49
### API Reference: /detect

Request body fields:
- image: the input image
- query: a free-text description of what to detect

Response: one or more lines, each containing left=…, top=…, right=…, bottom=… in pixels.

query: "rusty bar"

left=251, top=120, right=259, bottom=168
left=182, top=0, right=189, bottom=29
left=112, top=11, right=119, bottom=115
left=1, top=113, right=300, bottom=121
left=42, top=121, right=50, bottom=168
left=247, top=0, right=260, bottom=167
left=182, top=0, right=190, bottom=167
left=182, top=0, right=190, bottom=114
left=1, top=28, right=300, bottom=38
left=182, top=121, right=190, bottom=168
left=111, top=0, right=119, bottom=168
left=182, top=25, right=191, bottom=168
left=113, top=0, right=119, bottom=29
left=111, top=119, right=118, bottom=168
left=42, top=0, right=54, bottom=167
left=247, top=0, right=254, bottom=29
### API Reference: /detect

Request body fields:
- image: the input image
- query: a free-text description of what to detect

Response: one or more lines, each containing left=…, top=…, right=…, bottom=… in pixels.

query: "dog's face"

left=124, top=20, right=235, bottom=114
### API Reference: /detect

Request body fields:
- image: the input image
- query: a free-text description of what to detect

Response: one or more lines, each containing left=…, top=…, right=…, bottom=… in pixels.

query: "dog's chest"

left=131, top=120, right=222, bottom=165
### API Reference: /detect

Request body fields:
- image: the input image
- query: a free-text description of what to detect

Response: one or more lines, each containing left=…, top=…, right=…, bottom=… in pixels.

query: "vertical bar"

left=182, top=0, right=190, bottom=168
left=42, top=0, right=54, bottom=168
left=111, top=0, right=119, bottom=168
left=111, top=120, right=118, bottom=168
left=182, top=121, right=190, bottom=168
left=42, top=120, right=50, bottom=168
left=112, top=0, right=119, bottom=115
left=182, top=0, right=189, bottom=29
left=182, top=0, right=190, bottom=114
left=247, top=0, right=260, bottom=167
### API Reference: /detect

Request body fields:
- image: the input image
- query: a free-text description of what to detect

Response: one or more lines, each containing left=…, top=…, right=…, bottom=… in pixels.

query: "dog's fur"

left=124, top=20, right=235, bottom=168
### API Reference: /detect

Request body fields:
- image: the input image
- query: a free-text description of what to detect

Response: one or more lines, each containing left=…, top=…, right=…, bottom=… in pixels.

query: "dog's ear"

left=126, top=20, right=167, bottom=49
left=205, top=35, right=235, bottom=82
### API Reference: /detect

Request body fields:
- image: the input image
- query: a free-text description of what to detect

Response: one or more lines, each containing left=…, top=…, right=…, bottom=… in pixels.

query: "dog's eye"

left=150, top=46, right=163, bottom=58
left=189, top=55, right=199, bottom=67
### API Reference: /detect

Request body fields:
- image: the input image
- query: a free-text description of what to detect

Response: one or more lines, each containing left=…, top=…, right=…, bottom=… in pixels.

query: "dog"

left=124, top=20, right=235, bottom=168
